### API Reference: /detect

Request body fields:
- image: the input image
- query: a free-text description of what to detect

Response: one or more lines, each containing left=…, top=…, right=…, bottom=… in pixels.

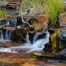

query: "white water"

left=0, top=31, right=50, bottom=53
left=27, top=31, right=50, bottom=53
left=0, top=47, right=17, bottom=53
left=8, top=31, right=50, bottom=53
left=0, top=31, right=11, bottom=43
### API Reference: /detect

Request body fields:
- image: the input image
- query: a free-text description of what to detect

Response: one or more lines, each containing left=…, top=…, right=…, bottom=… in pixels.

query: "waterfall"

left=0, top=31, right=50, bottom=53
left=0, top=31, right=4, bottom=40
left=33, top=32, right=41, bottom=43
left=26, top=31, right=50, bottom=53
left=6, top=31, right=8, bottom=39
left=9, top=31, right=50, bottom=50
left=32, top=31, right=50, bottom=49
left=0, top=30, right=11, bottom=42
left=26, top=33, right=31, bottom=44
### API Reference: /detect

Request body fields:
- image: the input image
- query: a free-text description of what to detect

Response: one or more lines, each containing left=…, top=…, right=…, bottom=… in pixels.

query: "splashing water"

left=9, top=31, right=50, bottom=53
left=0, top=31, right=50, bottom=53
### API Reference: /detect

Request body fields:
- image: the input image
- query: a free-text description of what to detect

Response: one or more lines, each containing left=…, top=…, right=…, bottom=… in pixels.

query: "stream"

left=0, top=31, right=50, bottom=53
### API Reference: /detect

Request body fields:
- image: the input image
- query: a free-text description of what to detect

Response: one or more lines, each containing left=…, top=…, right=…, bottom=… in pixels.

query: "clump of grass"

left=45, top=0, right=64, bottom=23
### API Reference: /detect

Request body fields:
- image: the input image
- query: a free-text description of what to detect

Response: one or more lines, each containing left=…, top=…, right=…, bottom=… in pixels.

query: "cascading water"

left=8, top=31, right=50, bottom=53
left=0, top=30, right=11, bottom=43
left=26, top=31, right=50, bottom=53
left=0, top=31, right=50, bottom=53
left=26, top=33, right=31, bottom=45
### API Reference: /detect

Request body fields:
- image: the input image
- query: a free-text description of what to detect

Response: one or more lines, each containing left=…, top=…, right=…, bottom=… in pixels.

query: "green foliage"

left=0, top=9, right=7, bottom=19
left=45, top=0, right=64, bottom=23
left=20, top=0, right=64, bottom=22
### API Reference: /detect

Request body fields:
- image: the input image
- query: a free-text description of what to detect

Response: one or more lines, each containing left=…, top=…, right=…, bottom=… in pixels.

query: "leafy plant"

left=0, top=9, right=7, bottom=20
left=45, top=0, right=64, bottom=23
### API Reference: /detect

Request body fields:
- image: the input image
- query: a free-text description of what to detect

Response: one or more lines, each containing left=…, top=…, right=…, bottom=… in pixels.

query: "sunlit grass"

left=45, top=0, right=64, bottom=23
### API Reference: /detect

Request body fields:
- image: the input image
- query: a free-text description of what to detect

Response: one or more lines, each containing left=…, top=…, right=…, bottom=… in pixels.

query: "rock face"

left=59, top=13, right=66, bottom=27
left=10, top=0, right=22, bottom=2
left=36, top=15, right=49, bottom=27
left=58, top=49, right=66, bottom=56
left=22, top=63, right=37, bottom=66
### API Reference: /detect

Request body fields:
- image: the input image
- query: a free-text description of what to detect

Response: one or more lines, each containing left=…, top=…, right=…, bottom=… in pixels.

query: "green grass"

left=45, top=0, right=64, bottom=23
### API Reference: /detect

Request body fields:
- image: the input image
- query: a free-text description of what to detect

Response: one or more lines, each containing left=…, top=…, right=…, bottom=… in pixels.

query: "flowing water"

left=0, top=31, right=50, bottom=53
left=7, top=31, right=50, bottom=53
left=0, top=30, right=11, bottom=43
